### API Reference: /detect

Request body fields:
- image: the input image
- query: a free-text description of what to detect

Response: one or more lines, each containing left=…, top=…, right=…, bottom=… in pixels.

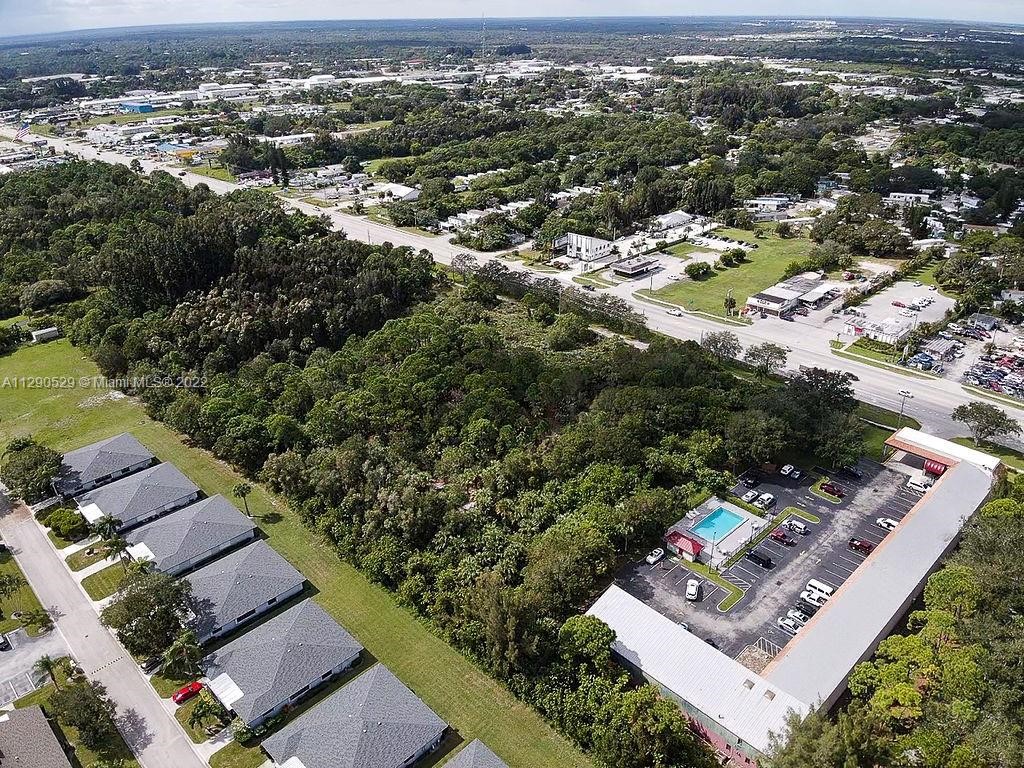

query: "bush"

left=548, top=312, right=597, bottom=352
left=19, top=279, right=83, bottom=312
left=45, top=508, right=89, bottom=541
left=684, top=262, right=713, bottom=280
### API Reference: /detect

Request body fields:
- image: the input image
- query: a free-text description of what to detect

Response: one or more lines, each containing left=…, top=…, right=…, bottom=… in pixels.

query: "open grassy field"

left=189, top=165, right=236, bottom=183
left=0, top=340, right=591, bottom=768
left=0, top=551, right=44, bottom=635
left=642, top=228, right=812, bottom=316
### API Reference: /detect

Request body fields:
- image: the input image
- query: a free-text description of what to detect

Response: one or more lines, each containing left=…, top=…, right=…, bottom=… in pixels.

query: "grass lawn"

left=951, top=437, right=1024, bottom=472
left=642, top=228, right=811, bottom=316
left=14, top=662, right=141, bottom=768
left=663, top=241, right=708, bottom=259
left=862, top=424, right=894, bottom=461
left=66, top=546, right=108, bottom=572
left=363, top=155, right=409, bottom=176
left=81, top=563, right=125, bottom=600
left=856, top=402, right=921, bottom=431
left=149, top=671, right=192, bottom=698
left=210, top=741, right=266, bottom=768
left=48, top=528, right=82, bottom=550
left=189, top=165, right=236, bottom=183
left=0, top=340, right=591, bottom=768
left=0, top=551, right=45, bottom=635
left=848, top=338, right=899, bottom=364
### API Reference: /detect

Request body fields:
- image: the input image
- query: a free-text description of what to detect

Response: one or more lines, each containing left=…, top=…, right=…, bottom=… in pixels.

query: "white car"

left=897, top=389, right=913, bottom=399
left=876, top=517, right=899, bottom=531
left=780, top=464, right=795, bottom=476
left=645, top=548, right=665, bottom=565
left=899, top=309, right=915, bottom=318
left=787, top=609, right=810, bottom=626
left=777, top=617, right=800, bottom=636
left=685, top=579, right=701, bottom=601
left=799, top=590, right=828, bottom=608
left=741, top=490, right=759, bottom=503
left=754, top=493, right=776, bottom=510
left=667, top=308, right=683, bottom=317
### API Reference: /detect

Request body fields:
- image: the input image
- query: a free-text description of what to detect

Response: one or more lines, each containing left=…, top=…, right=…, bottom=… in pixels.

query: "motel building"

left=589, top=430, right=1001, bottom=765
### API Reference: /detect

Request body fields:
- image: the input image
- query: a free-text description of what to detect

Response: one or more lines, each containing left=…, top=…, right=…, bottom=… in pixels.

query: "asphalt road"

left=0, top=496, right=207, bottom=768
left=7, top=127, right=1024, bottom=441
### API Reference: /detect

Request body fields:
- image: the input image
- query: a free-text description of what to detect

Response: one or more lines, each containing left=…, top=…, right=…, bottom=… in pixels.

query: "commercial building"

left=74, top=462, right=200, bottom=531
left=610, top=256, right=658, bottom=277
left=565, top=233, right=615, bottom=262
left=262, top=664, right=447, bottom=768
left=186, top=540, right=305, bottom=643
left=745, top=275, right=837, bottom=317
left=54, top=432, right=155, bottom=497
left=590, top=431, right=999, bottom=764
left=843, top=316, right=914, bottom=345
left=125, top=494, right=256, bottom=575
left=204, top=600, right=363, bottom=727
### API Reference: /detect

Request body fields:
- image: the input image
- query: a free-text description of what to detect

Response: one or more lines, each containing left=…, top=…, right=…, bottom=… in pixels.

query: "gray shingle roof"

left=56, top=432, right=154, bottom=494
left=124, top=495, right=255, bottom=574
left=186, top=540, right=305, bottom=640
left=74, top=462, right=199, bottom=529
left=445, top=740, right=509, bottom=768
left=263, top=664, right=447, bottom=768
left=0, top=705, right=73, bottom=768
left=204, top=600, right=363, bottom=725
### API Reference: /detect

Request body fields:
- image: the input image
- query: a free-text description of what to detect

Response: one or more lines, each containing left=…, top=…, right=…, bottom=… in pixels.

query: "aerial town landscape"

left=0, top=6, right=1023, bottom=768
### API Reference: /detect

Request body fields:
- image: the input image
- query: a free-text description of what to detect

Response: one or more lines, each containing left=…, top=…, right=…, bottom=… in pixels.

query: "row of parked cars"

left=777, top=578, right=836, bottom=635
left=964, top=348, right=1024, bottom=397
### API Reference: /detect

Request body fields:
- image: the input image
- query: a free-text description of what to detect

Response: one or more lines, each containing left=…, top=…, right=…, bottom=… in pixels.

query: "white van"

left=806, top=579, right=835, bottom=599
left=907, top=474, right=934, bottom=494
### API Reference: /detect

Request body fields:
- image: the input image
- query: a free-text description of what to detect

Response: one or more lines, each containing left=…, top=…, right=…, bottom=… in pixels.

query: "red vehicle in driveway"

left=172, top=681, right=203, bottom=705
left=848, top=538, right=875, bottom=555
left=770, top=529, right=795, bottom=546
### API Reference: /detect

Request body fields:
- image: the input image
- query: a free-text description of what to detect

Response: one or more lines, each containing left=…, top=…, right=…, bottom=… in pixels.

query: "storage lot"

left=617, top=460, right=919, bottom=661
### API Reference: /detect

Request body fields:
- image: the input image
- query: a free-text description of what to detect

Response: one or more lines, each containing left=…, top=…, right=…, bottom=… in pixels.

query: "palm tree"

left=162, top=630, right=203, bottom=679
left=92, top=515, right=120, bottom=541
left=103, top=536, right=131, bottom=572
left=33, top=654, right=63, bottom=690
left=20, top=607, right=53, bottom=633
left=188, top=694, right=227, bottom=732
left=232, top=483, right=253, bottom=517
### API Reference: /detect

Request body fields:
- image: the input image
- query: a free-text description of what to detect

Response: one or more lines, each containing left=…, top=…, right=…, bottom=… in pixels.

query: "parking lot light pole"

left=897, top=391, right=914, bottom=429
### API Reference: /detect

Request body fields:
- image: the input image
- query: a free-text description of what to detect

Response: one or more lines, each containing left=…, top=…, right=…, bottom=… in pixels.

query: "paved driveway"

left=0, top=627, right=71, bottom=707
left=0, top=496, right=207, bottom=768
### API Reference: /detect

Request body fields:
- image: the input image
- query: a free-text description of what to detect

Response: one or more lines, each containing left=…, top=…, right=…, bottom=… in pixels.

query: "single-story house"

left=204, top=600, right=363, bottom=727
left=74, top=462, right=200, bottom=531
left=262, top=664, right=447, bottom=768
left=54, top=432, right=156, bottom=497
left=967, top=312, right=1000, bottom=331
left=843, top=317, right=913, bottom=346
left=125, top=495, right=256, bottom=576
left=186, top=540, right=305, bottom=643
left=444, top=739, right=510, bottom=768
left=0, top=705, right=73, bottom=768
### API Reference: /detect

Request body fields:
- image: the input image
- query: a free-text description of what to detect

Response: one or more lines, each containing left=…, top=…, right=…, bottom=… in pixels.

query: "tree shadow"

left=116, top=707, right=153, bottom=752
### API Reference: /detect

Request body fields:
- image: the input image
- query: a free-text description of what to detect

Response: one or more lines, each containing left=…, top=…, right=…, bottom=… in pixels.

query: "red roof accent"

left=923, top=459, right=947, bottom=475
left=666, top=531, right=704, bottom=556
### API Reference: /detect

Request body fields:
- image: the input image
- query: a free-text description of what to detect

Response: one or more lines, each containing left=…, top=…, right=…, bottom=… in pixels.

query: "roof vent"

left=764, top=689, right=776, bottom=701
left=742, top=679, right=754, bottom=689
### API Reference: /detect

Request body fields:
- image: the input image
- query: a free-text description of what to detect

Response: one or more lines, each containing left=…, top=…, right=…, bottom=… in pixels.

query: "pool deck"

left=687, top=497, right=766, bottom=568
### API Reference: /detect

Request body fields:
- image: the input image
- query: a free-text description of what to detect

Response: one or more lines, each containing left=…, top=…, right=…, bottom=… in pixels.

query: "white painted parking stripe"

left=836, top=553, right=864, bottom=569
left=824, top=565, right=851, bottom=581
left=828, top=560, right=856, bottom=576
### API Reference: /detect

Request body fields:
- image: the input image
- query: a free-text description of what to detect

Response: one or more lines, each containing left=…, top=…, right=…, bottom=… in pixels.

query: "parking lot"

left=617, top=459, right=921, bottom=663
left=0, top=627, right=71, bottom=707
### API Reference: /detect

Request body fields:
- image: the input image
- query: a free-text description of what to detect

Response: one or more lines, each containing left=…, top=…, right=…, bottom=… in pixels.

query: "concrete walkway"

left=0, top=496, right=208, bottom=768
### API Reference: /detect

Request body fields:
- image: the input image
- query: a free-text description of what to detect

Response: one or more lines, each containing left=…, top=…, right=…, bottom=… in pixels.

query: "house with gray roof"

left=55, top=432, right=155, bottom=496
left=125, top=495, right=256, bottom=576
left=74, top=462, right=200, bottom=532
left=445, top=740, right=509, bottom=768
left=186, top=540, right=305, bottom=643
left=0, top=705, right=73, bottom=768
left=262, top=664, right=447, bottom=768
left=204, top=600, right=363, bottom=727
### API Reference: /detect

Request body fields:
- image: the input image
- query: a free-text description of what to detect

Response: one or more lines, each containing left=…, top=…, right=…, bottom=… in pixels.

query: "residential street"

left=5, top=126, right=1023, bottom=444
left=0, top=496, right=207, bottom=768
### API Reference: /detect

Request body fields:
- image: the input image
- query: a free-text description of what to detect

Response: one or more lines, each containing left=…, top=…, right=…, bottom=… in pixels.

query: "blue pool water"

left=691, top=507, right=744, bottom=542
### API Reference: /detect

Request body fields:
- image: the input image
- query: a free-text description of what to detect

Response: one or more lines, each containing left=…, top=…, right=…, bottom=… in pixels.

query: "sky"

left=1, top=0, right=1023, bottom=37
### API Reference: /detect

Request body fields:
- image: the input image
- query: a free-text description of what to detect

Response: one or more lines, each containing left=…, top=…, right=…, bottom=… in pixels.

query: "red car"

left=769, top=529, right=795, bottom=546
left=821, top=482, right=845, bottom=497
left=891, top=300, right=906, bottom=308
left=848, top=538, right=874, bottom=555
left=172, top=681, right=203, bottom=705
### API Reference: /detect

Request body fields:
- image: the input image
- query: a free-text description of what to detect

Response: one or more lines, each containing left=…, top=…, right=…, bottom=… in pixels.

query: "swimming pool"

left=691, top=507, right=744, bottom=543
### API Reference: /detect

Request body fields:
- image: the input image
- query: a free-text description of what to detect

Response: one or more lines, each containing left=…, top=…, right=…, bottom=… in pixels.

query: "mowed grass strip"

left=643, top=228, right=812, bottom=316
left=0, top=551, right=44, bottom=635
left=0, top=341, right=591, bottom=768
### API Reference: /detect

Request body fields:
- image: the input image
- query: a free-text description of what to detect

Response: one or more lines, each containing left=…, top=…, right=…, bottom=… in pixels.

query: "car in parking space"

left=779, top=464, right=794, bottom=476
left=799, top=589, right=827, bottom=609
left=769, top=529, right=795, bottom=546
left=848, top=537, right=875, bottom=554
left=777, top=617, right=800, bottom=636
left=784, top=519, right=810, bottom=536
left=645, top=548, right=665, bottom=565
left=741, top=489, right=759, bottom=503
left=839, top=465, right=863, bottom=479
left=745, top=549, right=774, bottom=569
left=141, top=656, right=163, bottom=673
left=786, top=608, right=811, bottom=627
left=820, top=481, right=845, bottom=497
left=891, top=300, right=906, bottom=308
left=685, top=579, right=701, bottom=601
left=876, top=517, right=899, bottom=531
left=0, top=634, right=9, bottom=652
left=741, top=473, right=761, bottom=489
left=753, top=493, right=776, bottom=510
left=172, top=681, right=204, bottom=705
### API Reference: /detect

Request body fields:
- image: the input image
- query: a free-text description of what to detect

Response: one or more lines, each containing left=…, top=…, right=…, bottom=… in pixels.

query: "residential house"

left=186, top=540, right=305, bottom=643
left=262, top=664, right=447, bottom=768
left=204, top=600, right=363, bottom=727
left=125, top=495, right=256, bottom=576
left=0, top=705, right=73, bottom=768
left=74, top=462, right=199, bottom=531
left=55, top=433, right=156, bottom=497
left=445, top=740, right=509, bottom=768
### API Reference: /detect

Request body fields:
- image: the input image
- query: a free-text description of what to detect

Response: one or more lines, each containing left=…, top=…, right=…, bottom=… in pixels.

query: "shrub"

left=45, top=508, right=89, bottom=541
left=684, top=262, right=712, bottom=280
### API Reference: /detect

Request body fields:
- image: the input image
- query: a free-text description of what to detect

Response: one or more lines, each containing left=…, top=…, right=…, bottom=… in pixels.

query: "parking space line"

left=836, top=553, right=864, bottom=568
left=823, top=565, right=851, bottom=581
left=827, top=561, right=856, bottom=577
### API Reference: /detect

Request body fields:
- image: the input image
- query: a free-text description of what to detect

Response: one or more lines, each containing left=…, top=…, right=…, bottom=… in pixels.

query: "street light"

left=896, top=390, right=914, bottom=429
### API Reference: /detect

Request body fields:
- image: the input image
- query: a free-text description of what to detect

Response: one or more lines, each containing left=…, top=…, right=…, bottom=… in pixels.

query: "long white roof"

left=888, top=427, right=1001, bottom=474
left=587, top=585, right=809, bottom=754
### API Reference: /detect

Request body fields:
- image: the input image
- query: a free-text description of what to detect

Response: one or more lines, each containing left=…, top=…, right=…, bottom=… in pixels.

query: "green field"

left=189, top=165, right=237, bottom=183
left=0, top=551, right=44, bottom=635
left=0, top=340, right=590, bottom=768
left=642, top=228, right=811, bottom=316
left=81, top=563, right=125, bottom=600
left=663, top=241, right=708, bottom=259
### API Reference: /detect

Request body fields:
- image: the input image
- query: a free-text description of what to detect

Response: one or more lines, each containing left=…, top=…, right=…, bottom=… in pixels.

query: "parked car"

left=769, top=529, right=795, bottom=546
left=0, top=634, right=10, bottom=652
left=876, top=517, right=899, bottom=531
left=141, top=656, right=163, bottom=673
left=172, top=681, right=203, bottom=705
left=784, top=519, right=810, bottom=535
left=786, top=609, right=811, bottom=627
left=799, top=590, right=828, bottom=608
left=645, top=548, right=665, bottom=565
left=891, top=300, right=906, bottom=308
left=848, top=538, right=875, bottom=555
left=741, top=473, right=761, bottom=489
left=779, top=464, right=795, bottom=476
left=753, top=493, right=776, bottom=510
left=741, top=489, right=759, bottom=503
left=839, top=465, right=863, bottom=480
left=777, top=617, right=800, bottom=636
left=820, top=481, right=845, bottom=497
left=685, top=579, right=701, bottom=601
left=745, top=549, right=773, bottom=569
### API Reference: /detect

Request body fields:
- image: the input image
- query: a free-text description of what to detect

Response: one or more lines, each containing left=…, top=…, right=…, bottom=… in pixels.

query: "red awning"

left=923, top=459, right=947, bottom=476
